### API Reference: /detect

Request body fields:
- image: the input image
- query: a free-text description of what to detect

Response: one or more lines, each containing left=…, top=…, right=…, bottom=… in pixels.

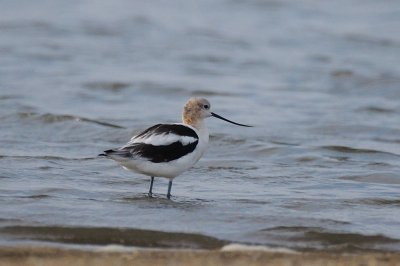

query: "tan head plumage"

left=182, top=97, right=211, bottom=128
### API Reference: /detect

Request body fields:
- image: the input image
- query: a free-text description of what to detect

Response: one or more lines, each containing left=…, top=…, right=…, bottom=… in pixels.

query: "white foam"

left=221, top=244, right=297, bottom=254
left=96, top=245, right=139, bottom=252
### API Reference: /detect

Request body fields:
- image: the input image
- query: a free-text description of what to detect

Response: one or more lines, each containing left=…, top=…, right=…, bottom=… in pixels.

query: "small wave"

left=357, top=106, right=396, bottom=114
left=373, top=137, right=400, bottom=144
left=191, top=90, right=235, bottom=96
left=185, top=27, right=250, bottom=48
left=322, top=145, right=379, bottom=153
left=183, top=54, right=232, bottom=64
left=0, top=20, right=65, bottom=34
left=119, top=195, right=211, bottom=209
left=269, top=140, right=300, bottom=146
left=209, top=134, right=246, bottom=143
left=84, top=81, right=131, bottom=91
left=0, top=95, right=21, bottom=100
left=83, top=24, right=122, bottom=37
left=17, top=112, right=124, bottom=129
left=0, top=226, right=227, bottom=249
left=90, top=80, right=188, bottom=95
left=300, top=230, right=399, bottom=252
left=344, top=33, right=400, bottom=48
left=0, top=155, right=97, bottom=161
left=344, top=198, right=400, bottom=206
left=321, top=145, right=400, bottom=156
left=260, top=226, right=399, bottom=251
left=19, top=194, right=50, bottom=199
left=246, top=146, right=281, bottom=156
left=340, top=173, right=400, bottom=185
left=331, top=69, right=353, bottom=78
left=234, top=198, right=270, bottom=205
left=295, top=156, right=319, bottom=163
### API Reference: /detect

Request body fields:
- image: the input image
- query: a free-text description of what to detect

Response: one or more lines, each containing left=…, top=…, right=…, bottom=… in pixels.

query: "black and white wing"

left=101, top=124, right=199, bottom=163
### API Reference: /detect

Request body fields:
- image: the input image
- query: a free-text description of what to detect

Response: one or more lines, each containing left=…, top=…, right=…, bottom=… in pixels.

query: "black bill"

left=211, top=112, right=253, bottom=127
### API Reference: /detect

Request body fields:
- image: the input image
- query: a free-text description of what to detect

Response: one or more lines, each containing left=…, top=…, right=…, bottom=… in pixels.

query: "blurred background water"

left=1, top=0, right=400, bottom=252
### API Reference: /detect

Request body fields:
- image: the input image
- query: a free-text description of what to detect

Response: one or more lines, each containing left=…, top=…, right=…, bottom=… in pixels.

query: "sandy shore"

left=1, top=245, right=400, bottom=266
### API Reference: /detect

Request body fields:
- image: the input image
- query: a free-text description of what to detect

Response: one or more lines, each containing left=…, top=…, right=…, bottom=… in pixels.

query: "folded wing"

left=102, top=124, right=199, bottom=163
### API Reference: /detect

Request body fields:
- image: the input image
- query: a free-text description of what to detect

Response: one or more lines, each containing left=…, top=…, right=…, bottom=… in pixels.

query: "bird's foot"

left=148, top=192, right=153, bottom=198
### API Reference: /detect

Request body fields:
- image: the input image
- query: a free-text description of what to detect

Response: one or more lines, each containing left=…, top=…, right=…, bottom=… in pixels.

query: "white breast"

left=118, top=123, right=209, bottom=179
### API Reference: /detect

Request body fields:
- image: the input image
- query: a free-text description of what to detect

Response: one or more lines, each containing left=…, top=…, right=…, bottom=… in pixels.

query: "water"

left=1, top=0, right=400, bottom=252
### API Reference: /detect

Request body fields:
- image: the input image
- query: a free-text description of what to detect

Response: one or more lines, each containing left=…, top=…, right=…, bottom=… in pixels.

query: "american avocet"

left=100, top=97, right=251, bottom=199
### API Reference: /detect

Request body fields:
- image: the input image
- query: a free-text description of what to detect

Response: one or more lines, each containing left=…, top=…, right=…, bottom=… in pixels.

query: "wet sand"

left=1, top=246, right=400, bottom=266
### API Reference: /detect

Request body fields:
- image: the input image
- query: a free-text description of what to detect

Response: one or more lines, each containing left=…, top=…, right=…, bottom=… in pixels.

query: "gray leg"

left=148, top=176, right=154, bottom=197
left=167, top=180, right=173, bottom=199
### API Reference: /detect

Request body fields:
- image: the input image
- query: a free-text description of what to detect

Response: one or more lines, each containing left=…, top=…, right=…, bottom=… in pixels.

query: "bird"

left=99, top=97, right=252, bottom=199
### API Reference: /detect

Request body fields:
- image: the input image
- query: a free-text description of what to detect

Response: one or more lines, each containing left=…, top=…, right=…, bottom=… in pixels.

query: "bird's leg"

left=167, top=180, right=173, bottom=199
left=148, top=176, right=154, bottom=197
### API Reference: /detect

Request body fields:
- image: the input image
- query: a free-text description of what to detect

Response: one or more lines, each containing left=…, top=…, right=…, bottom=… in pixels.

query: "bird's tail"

left=98, top=149, right=114, bottom=157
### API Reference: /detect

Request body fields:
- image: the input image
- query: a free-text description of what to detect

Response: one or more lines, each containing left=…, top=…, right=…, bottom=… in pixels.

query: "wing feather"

left=125, top=124, right=198, bottom=147
left=102, top=124, right=199, bottom=163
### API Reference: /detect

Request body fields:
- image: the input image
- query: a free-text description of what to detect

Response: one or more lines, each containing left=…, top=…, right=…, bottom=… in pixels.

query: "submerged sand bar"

left=1, top=246, right=400, bottom=266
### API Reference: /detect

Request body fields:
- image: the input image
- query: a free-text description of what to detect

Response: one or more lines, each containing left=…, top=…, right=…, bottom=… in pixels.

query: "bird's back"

left=101, top=123, right=206, bottom=178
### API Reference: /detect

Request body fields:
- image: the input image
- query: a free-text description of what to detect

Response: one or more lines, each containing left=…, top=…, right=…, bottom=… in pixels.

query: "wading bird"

left=100, top=97, right=252, bottom=199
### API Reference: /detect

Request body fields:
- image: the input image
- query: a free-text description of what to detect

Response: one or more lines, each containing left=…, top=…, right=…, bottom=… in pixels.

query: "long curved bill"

left=211, top=112, right=253, bottom=127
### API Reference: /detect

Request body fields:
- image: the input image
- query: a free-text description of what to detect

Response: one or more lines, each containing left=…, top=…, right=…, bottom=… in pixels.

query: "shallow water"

left=1, top=0, right=400, bottom=252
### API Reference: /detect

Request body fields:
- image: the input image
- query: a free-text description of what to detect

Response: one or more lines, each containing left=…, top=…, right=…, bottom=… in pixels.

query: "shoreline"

left=1, top=245, right=400, bottom=266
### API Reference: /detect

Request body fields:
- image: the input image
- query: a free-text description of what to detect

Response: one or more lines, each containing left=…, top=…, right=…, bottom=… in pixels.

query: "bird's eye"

left=203, top=104, right=209, bottom=109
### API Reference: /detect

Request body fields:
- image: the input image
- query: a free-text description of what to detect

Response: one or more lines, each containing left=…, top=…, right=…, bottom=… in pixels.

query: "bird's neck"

left=184, top=119, right=209, bottom=139
left=185, top=119, right=203, bottom=130
left=196, top=120, right=208, bottom=137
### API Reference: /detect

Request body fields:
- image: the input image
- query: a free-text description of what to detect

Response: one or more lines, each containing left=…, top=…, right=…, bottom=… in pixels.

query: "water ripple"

left=0, top=226, right=227, bottom=249
left=260, top=226, right=400, bottom=251
left=321, top=145, right=400, bottom=157
left=16, top=112, right=124, bottom=129
left=340, top=173, right=400, bottom=185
